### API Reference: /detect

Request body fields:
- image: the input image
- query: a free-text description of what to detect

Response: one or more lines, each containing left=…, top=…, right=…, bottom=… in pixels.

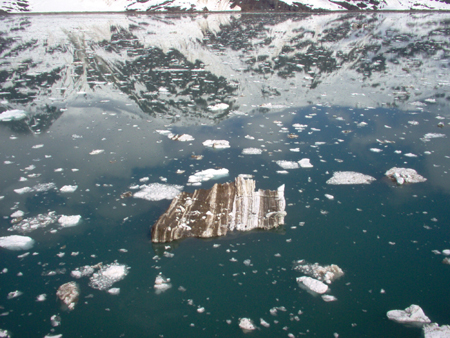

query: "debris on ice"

left=385, top=167, right=427, bottom=185
left=387, top=304, right=431, bottom=326
left=60, top=185, right=78, bottom=193
left=276, top=160, right=299, bottom=169
left=296, top=276, right=328, bottom=294
left=58, top=215, right=81, bottom=228
left=242, top=148, right=263, bottom=155
left=134, top=183, right=183, bottom=201
left=56, top=281, right=79, bottom=311
left=154, top=273, right=172, bottom=294
left=0, top=235, right=35, bottom=250
left=208, top=103, right=229, bottom=111
left=0, top=109, right=28, bottom=121
left=239, top=318, right=256, bottom=332
left=89, top=262, right=129, bottom=291
left=326, top=171, right=376, bottom=185
left=202, top=139, right=230, bottom=148
left=188, top=168, right=229, bottom=184
left=168, top=133, right=194, bottom=142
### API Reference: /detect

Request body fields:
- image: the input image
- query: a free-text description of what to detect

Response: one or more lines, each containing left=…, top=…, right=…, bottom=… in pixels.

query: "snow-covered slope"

left=1, top=0, right=450, bottom=13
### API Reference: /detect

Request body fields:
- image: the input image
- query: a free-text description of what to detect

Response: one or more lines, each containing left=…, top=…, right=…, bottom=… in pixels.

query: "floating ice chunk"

left=202, top=140, right=230, bottom=149
left=44, top=334, right=62, bottom=338
left=326, top=171, right=376, bottom=185
left=423, top=133, right=445, bottom=140
left=294, top=262, right=344, bottom=284
left=36, top=294, right=47, bottom=302
left=134, top=183, right=183, bottom=201
left=260, top=318, right=270, bottom=328
left=290, top=148, right=300, bottom=152
left=58, top=215, right=81, bottom=228
left=325, top=194, right=334, bottom=200
left=442, top=250, right=450, bottom=256
left=33, top=183, right=57, bottom=192
left=385, top=168, right=426, bottom=185
left=277, top=170, right=289, bottom=174
left=154, top=274, right=172, bottom=294
left=89, top=262, right=129, bottom=291
left=60, top=185, right=78, bottom=193
left=357, top=122, right=368, bottom=127
left=71, top=265, right=94, bottom=279
left=7, top=290, right=23, bottom=299
left=299, top=158, right=313, bottom=168
left=89, top=149, right=104, bottom=155
left=156, top=130, right=171, bottom=135
left=242, top=148, right=262, bottom=155
left=297, top=276, right=328, bottom=294
left=107, top=288, right=120, bottom=295
left=10, top=210, right=24, bottom=218
left=387, top=305, right=431, bottom=326
left=8, top=212, right=57, bottom=233
left=322, top=295, right=338, bottom=302
left=50, top=314, right=61, bottom=327
left=370, top=148, right=383, bottom=153
left=168, top=133, right=194, bottom=142
left=197, top=307, right=205, bottom=313
left=423, top=323, right=450, bottom=337
left=208, top=103, right=229, bottom=111
left=0, top=109, right=28, bottom=121
left=14, top=187, right=33, bottom=194
left=0, top=235, right=34, bottom=250
left=239, top=318, right=256, bottom=332
left=188, top=168, right=229, bottom=184
left=32, top=144, right=44, bottom=149
left=404, top=153, right=418, bottom=158
left=57, top=281, right=79, bottom=311
left=276, top=160, right=299, bottom=170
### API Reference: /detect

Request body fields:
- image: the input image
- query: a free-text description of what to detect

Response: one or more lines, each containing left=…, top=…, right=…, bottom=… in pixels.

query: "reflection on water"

left=0, top=12, right=450, bottom=338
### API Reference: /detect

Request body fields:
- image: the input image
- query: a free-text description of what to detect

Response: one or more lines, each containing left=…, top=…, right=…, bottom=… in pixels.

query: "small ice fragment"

left=325, top=194, right=334, bottom=200
left=188, top=168, right=229, bottom=184
left=168, top=133, right=194, bottom=142
left=297, top=276, right=328, bottom=294
left=422, top=133, right=445, bottom=139
left=60, top=185, right=78, bottom=193
left=0, top=235, right=35, bottom=250
left=154, top=274, right=172, bottom=294
left=242, top=148, right=263, bottom=155
left=277, top=170, right=289, bottom=174
left=0, top=109, right=28, bottom=121
left=36, top=294, right=47, bottom=302
left=322, top=294, right=338, bottom=302
left=276, top=160, right=299, bottom=169
left=50, top=314, right=61, bottom=327
left=14, top=187, right=33, bottom=194
left=370, top=148, right=382, bottom=153
left=57, top=281, right=79, bottom=311
left=32, top=144, right=44, bottom=149
left=442, top=249, right=450, bottom=256
left=385, top=168, right=426, bottom=185
left=107, top=288, right=120, bottom=295
left=260, top=318, right=270, bottom=328
left=89, top=262, right=129, bottom=291
left=243, top=259, right=252, bottom=266
left=197, top=307, right=205, bottom=313
left=208, top=103, right=229, bottom=111
left=299, top=158, right=313, bottom=168
left=134, top=183, right=183, bottom=201
left=326, top=171, right=376, bottom=185
left=239, top=318, right=256, bottom=332
left=404, top=153, right=418, bottom=158
left=58, top=215, right=81, bottom=227
left=89, top=149, right=104, bottom=155
left=10, top=210, right=24, bottom=218
left=7, top=290, right=23, bottom=299
left=203, top=140, right=230, bottom=149
left=290, top=148, right=300, bottom=152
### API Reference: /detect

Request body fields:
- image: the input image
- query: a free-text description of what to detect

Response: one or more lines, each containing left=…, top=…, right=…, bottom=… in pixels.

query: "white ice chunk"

left=326, top=171, right=376, bottom=185
left=423, top=133, right=445, bottom=139
left=208, top=103, right=229, bottom=111
left=36, top=294, right=47, bottom=302
left=260, top=318, right=270, bottom=328
left=58, top=215, right=81, bottom=227
left=134, top=183, right=183, bottom=201
left=297, top=276, right=328, bottom=294
left=294, top=262, right=344, bottom=284
left=202, top=140, right=230, bottom=149
left=10, top=210, right=24, bottom=218
left=404, top=153, right=418, bottom=158
left=60, top=185, right=78, bottom=193
left=442, top=249, right=450, bottom=256
left=154, top=274, right=172, bottom=294
left=0, top=109, right=28, bottom=121
left=276, top=160, right=299, bottom=169
left=239, top=318, right=256, bottom=332
left=370, top=148, right=383, bottom=153
left=322, top=294, right=338, bottom=302
left=7, top=290, right=23, bottom=299
left=168, top=133, right=194, bottom=142
left=242, top=148, right=263, bottom=155
left=299, top=158, right=313, bottom=168
left=423, top=323, right=450, bottom=338
left=385, top=168, right=426, bottom=185
left=14, top=187, right=33, bottom=194
left=324, top=194, right=334, bottom=200
left=0, top=235, right=34, bottom=250
left=89, top=149, right=104, bottom=155
left=188, top=168, right=229, bottom=184
left=89, top=262, right=129, bottom=291
left=387, top=305, right=431, bottom=326
left=107, top=287, right=120, bottom=295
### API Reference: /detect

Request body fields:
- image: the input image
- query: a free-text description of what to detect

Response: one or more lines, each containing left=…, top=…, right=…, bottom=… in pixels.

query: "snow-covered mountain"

left=1, top=0, right=450, bottom=13
left=1, top=12, right=449, bottom=131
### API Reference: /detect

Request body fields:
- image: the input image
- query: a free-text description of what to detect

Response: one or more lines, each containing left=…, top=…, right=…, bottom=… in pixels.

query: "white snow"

left=133, top=183, right=183, bottom=201
left=326, top=171, right=376, bottom=185
left=58, top=215, right=82, bottom=227
left=0, top=235, right=35, bottom=250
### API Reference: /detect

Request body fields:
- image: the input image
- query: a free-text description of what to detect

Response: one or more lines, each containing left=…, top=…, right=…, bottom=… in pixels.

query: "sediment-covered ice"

left=276, top=160, right=299, bottom=169
left=294, top=261, right=344, bottom=284
left=168, top=133, right=194, bottom=142
left=8, top=211, right=58, bottom=233
left=56, top=281, right=79, bottom=311
left=239, top=318, right=256, bottom=332
left=385, top=167, right=427, bottom=185
left=0, top=109, right=28, bottom=121
left=0, top=235, right=35, bottom=250
left=188, top=168, right=229, bottom=184
left=326, top=171, right=376, bottom=185
left=154, top=274, right=172, bottom=294
left=202, top=140, right=230, bottom=148
left=299, top=158, right=313, bottom=168
left=242, top=148, right=263, bottom=155
left=58, top=215, right=81, bottom=228
left=423, top=323, right=450, bottom=338
left=296, top=276, right=328, bottom=294
left=387, top=304, right=431, bottom=326
left=89, top=262, right=129, bottom=291
left=133, top=183, right=183, bottom=201
left=60, top=185, right=78, bottom=193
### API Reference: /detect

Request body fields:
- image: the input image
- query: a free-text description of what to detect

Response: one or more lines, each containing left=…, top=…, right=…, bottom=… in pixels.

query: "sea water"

left=1, top=12, right=450, bottom=338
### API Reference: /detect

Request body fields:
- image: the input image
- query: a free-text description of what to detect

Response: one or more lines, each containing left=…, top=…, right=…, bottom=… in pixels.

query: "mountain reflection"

left=1, top=12, right=449, bottom=133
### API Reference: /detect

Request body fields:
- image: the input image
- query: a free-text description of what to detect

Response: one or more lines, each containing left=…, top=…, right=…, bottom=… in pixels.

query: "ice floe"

left=202, top=139, right=230, bottom=148
left=7, top=290, right=23, bottom=299
left=387, top=304, right=431, bottom=327
left=107, top=287, right=120, bottom=295
left=57, top=281, right=79, bottom=311
left=208, top=103, right=229, bottom=111
left=168, top=133, right=194, bottom=142
left=154, top=274, right=172, bottom=294
left=296, top=276, right=328, bottom=294
left=89, top=149, right=104, bottom=155
left=385, top=167, right=427, bottom=185
left=89, top=262, right=129, bottom=291
left=276, top=160, right=299, bottom=169
left=133, top=183, right=183, bottom=201
left=322, top=294, right=338, bottom=302
left=71, top=265, right=95, bottom=279
left=299, top=158, right=313, bottom=168
left=60, top=185, right=78, bottom=193
left=188, top=168, right=229, bottom=185
left=58, top=215, right=82, bottom=227
left=0, top=235, right=35, bottom=250
left=8, top=212, right=58, bottom=233
left=423, top=323, right=450, bottom=338
left=326, top=171, right=376, bottom=185
left=0, top=109, right=28, bottom=121
left=14, top=183, right=57, bottom=195
left=242, top=148, right=263, bottom=155
left=239, top=318, right=256, bottom=332
left=294, top=261, right=344, bottom=284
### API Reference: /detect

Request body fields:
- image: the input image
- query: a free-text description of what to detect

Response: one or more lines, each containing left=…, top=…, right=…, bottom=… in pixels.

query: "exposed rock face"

left=56, top=281, right=79, bottom=311
left=151, top=176, right=286, bottom=243
left=386, top=304, right=431, bottom=327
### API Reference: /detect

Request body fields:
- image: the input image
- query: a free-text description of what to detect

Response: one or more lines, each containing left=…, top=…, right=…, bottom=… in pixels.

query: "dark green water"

left=1, top=12, right=450, bottom=338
